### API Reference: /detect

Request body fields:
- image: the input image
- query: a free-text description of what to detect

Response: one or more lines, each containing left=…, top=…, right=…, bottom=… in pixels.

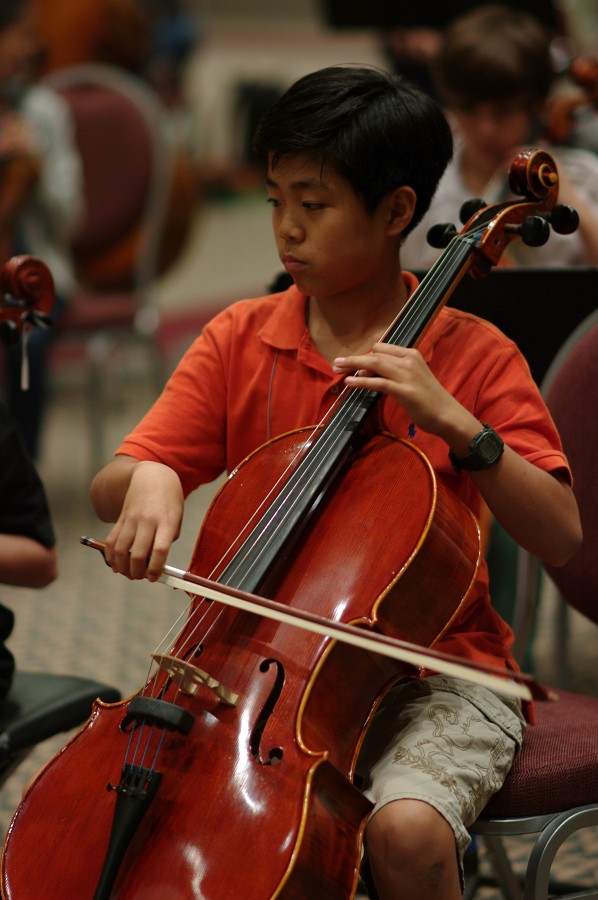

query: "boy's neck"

left=308, top=276, right=409, bottom=364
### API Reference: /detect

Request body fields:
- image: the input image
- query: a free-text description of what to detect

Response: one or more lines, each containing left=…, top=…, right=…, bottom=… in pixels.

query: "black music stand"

left=439, top=267, right=598, bottom=385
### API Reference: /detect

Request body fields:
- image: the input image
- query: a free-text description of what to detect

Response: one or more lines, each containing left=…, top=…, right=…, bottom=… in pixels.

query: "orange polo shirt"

left=118, top=276, right=570, bottom=674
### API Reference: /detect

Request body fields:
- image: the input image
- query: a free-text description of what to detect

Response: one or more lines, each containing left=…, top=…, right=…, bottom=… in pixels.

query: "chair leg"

left=524, top=805, right=598, bottom=900
left=552, top=593, right=570, bottom=690
left=480, top=835, right=523, bottom=899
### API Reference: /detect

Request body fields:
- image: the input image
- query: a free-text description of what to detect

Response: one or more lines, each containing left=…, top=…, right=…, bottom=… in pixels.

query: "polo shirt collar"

left=258, top=284, right=307, bottom=351
left=258, top=271, right=422, bottom=354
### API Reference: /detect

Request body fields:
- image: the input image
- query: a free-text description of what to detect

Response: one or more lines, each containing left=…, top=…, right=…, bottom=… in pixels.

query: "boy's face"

left=451, top=100, right=533, bottom=169
left=266, top=155, right=404, bottom=302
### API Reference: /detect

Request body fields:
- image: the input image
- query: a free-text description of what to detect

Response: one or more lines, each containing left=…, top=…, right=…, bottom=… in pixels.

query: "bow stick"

left=82, top=537, right=549, bottom=702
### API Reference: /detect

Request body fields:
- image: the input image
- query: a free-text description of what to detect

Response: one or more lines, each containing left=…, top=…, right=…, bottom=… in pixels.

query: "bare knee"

left=366, top=799, right=461, bottom=900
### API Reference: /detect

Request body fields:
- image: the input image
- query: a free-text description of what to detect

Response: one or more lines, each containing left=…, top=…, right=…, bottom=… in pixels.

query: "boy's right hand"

left=102, top=460, right=184, bottom=582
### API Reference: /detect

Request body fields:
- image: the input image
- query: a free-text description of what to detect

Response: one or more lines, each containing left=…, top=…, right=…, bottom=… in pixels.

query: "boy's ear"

left=387, top=186, right=417, bottom=236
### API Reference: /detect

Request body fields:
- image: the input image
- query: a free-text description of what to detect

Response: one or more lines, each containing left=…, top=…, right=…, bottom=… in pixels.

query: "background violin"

left=544, top=54, right=598, bottom=145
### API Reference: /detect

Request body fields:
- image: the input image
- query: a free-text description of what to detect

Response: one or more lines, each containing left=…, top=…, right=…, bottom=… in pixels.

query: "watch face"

left=475, top=431, right=503, bottom=465
left=449, top=426, right=504, bottom=472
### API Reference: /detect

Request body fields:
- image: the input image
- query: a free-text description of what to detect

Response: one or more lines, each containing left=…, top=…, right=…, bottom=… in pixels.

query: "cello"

left=0, top=255, right=54, bottom=345
left=1, top=150, right=575, bottom=898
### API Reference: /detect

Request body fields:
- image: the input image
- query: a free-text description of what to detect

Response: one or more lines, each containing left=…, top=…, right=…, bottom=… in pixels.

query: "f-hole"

left=250, top=658, right=285, bottom=765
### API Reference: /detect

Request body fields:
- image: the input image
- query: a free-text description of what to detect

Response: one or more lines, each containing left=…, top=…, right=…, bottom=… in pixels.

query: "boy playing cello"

left=91, top=66, right=581, bottom=898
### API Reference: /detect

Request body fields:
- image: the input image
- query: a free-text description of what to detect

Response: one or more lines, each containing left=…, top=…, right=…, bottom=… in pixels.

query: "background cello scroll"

left=0, top=255, right=54, bottom=344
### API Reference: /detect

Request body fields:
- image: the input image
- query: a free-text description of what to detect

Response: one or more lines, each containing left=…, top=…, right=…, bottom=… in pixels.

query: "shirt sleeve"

left=117, top=309, right=234, bottom=496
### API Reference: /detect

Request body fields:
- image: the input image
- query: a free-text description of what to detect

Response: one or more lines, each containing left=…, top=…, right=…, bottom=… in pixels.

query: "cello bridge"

left=152, top=653, right=239, bottom=706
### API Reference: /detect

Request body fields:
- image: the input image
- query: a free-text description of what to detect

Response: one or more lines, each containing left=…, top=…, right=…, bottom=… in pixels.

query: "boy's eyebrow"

left=266, top=175, right=329, bottom=190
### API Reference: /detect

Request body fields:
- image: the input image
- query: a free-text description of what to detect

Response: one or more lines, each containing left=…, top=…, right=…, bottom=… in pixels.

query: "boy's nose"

left=278, top=215, right=303, bottom=242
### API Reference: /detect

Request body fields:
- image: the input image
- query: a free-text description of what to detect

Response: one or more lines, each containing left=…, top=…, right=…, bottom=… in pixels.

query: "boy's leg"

left=356, top=675, right=526, bottom=898
left=366, top=797, right=461, bottom=899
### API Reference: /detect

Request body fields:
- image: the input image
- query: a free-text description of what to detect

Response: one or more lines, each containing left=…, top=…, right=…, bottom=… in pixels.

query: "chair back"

left=542, top=309, right=598, bottom=624
left=43, top=63, right=173, bottom=292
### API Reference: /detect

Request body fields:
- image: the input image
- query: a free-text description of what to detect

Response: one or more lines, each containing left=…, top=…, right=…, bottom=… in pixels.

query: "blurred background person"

left=0, top=397, right=57, bottom=700
left=33, top=0, right=148, bottom=75
left=0, top=0, right=83, bottom=460
left=401, top=3, right=598, bottom=271
left=324, top=0, right=565, bottom=94
left=34, top=0, right=200, bottom=110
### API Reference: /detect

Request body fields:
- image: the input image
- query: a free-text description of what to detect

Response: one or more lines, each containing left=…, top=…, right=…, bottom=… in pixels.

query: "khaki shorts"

left=356, top=675, right=526, bottom=867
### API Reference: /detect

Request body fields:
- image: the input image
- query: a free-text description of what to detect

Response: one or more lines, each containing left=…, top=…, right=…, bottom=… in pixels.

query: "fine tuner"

left=428, top=197, right=580, bottom=250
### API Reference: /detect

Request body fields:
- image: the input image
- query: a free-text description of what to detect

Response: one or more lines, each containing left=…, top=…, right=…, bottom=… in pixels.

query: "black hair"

left=0, top=0, right=26, bottom=32
left=252, top=65, right=453, bottom=237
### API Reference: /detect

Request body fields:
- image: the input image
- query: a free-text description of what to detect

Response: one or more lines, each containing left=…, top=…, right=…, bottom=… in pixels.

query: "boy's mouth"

left=282, top=255, right=307, bottom=272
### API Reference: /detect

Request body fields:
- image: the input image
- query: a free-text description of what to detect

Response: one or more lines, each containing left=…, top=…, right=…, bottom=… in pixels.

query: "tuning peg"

left=547, top=204, right=579, bottom=235
left=459, top=198, right=487, bottom=225
left=505, top=215, right=551, bottom=247
left=426, top=222, right=457, bottom=249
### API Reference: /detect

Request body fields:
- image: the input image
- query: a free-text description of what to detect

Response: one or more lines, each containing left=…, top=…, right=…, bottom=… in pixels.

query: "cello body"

left=1, top=429, right=479, bottom=899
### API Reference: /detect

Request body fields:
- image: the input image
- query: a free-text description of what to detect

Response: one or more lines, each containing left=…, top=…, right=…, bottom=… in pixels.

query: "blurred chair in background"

left=466, top=309, right=598, bottom=900
left=542, top=307, right=598, bottom=687
left=43, top=63, right=183, bottom=474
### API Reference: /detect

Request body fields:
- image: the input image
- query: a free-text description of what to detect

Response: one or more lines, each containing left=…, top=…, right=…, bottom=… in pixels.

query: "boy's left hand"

left=333, top=342, right=462, bottom=437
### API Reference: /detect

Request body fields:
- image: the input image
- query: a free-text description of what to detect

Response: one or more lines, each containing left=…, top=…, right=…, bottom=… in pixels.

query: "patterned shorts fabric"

left=356, top=675, right=526, bottom=866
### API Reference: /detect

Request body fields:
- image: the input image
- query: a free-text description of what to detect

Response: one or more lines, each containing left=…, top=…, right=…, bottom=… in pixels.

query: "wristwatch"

left=449, top=424, right=504, bottom=474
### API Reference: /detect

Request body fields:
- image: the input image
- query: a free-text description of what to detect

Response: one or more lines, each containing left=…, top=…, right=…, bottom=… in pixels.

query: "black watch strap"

left=449, top=424, right=504, bottom=474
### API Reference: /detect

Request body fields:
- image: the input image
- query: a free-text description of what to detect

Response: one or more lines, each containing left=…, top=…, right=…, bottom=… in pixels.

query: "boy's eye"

left=303, top=202, right=325, bottom=210
left=266, top=197, right=281, bottom=208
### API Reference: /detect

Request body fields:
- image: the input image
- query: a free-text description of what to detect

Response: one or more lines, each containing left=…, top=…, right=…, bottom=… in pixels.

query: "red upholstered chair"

left=542, top=309, right=598, bottom=687
left=43, top=63, right=175, bottom=473
left=467, top=309, right=598, bottom=900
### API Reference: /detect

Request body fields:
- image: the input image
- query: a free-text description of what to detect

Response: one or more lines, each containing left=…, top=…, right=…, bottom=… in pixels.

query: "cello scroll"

left=0, top=255, right=54, bottom=345
left=427, top=148, right=579, bottom=277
